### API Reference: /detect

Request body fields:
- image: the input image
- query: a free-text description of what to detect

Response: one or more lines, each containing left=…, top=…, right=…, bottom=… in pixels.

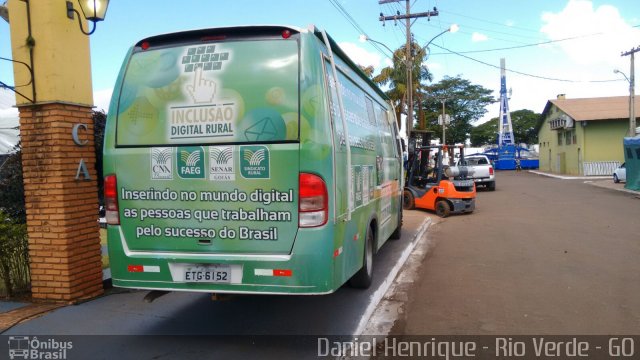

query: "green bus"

left=103, top=25, right=403, bottom=295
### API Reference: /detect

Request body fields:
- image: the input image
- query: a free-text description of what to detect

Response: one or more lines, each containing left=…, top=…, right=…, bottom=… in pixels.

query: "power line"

left=328, top=0, right=392, bottom=61
left=439, top=9, right=540, bottom=34
left=431, top=43, right=623, bottom=83
left=426, top=20, right=542, bottom=43
left=424, top=29, right=617, bottom=56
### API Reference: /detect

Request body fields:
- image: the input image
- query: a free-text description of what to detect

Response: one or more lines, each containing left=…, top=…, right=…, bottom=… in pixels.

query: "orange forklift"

left=403, top=144, right=476, bottom=217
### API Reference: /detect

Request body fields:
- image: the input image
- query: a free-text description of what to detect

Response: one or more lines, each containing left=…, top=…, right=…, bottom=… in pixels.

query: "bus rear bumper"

left=107, top=227, right=336, bottom=295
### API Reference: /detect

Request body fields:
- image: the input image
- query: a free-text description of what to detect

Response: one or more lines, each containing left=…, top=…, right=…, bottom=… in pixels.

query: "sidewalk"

left=529, top=170, right=639, bottom=195
left=0, top=302, right=65, bottom=333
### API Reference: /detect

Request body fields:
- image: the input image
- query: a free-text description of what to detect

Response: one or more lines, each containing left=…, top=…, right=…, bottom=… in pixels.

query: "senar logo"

left=240, top=145, right=270, bottom=179
left=177, top=146, right=205, bottom=179
left=209, top=146, right=235, bottom=181
left=151, top=147, right=173, bottom=180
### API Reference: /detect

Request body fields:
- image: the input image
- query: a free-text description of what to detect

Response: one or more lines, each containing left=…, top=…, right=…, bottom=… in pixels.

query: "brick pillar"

left=18, top=102, right=104, bottom=303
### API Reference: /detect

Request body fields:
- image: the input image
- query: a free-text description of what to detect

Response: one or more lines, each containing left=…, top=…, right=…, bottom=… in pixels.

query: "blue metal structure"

left=497, top=58, right=515, bottom=147
left=481, top=146, right=539, bottom=170
left=491, top=58, right=538, bottom=170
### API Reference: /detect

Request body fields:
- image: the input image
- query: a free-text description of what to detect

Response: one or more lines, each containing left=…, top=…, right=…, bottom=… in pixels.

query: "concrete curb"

left=528, top=170, right=609, bottom=180
left=584, top=179, right=640, bottom=196
left=529, top=170, right=639, bottom=195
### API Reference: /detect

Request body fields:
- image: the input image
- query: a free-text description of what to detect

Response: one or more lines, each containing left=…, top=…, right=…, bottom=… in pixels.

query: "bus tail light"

left=104, top=175, right=120, bottom=225
left=299, top=173, right=328, bottom=227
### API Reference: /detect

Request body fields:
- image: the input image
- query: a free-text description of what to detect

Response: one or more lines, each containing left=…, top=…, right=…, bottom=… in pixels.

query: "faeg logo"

left=177, top=146, right=205, bottom=179
left=240, top=145, right=270, bottom=179
left=151, top=147, right=173, bottom=180
left=209, top=146, right=235, bottom=181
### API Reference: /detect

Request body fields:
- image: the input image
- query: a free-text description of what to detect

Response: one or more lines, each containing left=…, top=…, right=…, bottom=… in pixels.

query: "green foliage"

left=373, top=43, right=433, bottom=129
left=419, top=76, right=495, bottom=145
left=511, top=109, right=540, bottom=145
left=470, top=109, right=540, bottom=147
left=470, top=118, right=498, bottom=146
left=0, top=210, right=30, bottom=298
left=94, top=110, right=107, bottom=206
left=358, top=65, right=375, bottom=79
left=0, top=146, right=25, bottom=223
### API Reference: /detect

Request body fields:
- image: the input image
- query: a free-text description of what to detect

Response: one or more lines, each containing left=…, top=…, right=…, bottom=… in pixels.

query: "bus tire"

left=349, top=225, right=374, bottom=289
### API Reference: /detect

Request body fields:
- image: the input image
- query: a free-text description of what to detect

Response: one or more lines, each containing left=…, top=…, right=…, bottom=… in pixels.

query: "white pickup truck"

left=456, top=154, right=496, bottom=191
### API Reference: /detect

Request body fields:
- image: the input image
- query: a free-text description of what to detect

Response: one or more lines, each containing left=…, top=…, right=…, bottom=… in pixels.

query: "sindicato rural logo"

left=177, top=146, right=205, bottom=179
left=240, top=145, right=270, bottom=179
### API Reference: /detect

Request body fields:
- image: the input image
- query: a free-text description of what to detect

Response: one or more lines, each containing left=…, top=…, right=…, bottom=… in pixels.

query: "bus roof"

left=134, top=24, right=390, bottom=103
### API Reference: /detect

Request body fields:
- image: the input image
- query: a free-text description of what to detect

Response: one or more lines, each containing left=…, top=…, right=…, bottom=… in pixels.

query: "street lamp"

left=419, top=24, right=459, bottom=59
left=360, top=25, right=458, bottom=142
left=66, top=0, right=110, bottom=35
left=614, top=69, right=636, bottom=137
left=420, top=24, right=458, bottom=145
left=359, top=35, right=396, bottom=57
left=423, top=25, right=458, bottom=146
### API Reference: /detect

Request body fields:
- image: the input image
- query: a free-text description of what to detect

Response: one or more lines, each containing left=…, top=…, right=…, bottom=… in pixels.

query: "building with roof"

left=537, top=95, right=640, bottom=176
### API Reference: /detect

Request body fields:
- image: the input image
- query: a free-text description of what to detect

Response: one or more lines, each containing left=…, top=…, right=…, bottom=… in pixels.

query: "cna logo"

left=240, top=145, right=270, bottom=179
left=209, top=146, right=235, bottom=181
left=151, top=147, right=173, bottom=180
left=177, top=146, right=205, bottom=179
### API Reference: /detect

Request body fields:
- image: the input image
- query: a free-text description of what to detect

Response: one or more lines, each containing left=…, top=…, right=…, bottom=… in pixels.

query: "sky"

left=1, top=0, right=639, bottom=128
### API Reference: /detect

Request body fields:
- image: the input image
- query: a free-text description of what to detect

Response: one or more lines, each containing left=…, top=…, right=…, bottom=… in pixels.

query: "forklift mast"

left=406, top=144, right=468, bottom=186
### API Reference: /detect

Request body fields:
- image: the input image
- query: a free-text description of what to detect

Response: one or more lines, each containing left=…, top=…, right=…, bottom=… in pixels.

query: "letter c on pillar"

left=72, top=123, right=89, bottom=146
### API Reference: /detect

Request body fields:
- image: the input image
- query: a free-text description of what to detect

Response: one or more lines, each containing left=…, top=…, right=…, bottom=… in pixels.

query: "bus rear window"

left=115, top=39, right=299, bottom=146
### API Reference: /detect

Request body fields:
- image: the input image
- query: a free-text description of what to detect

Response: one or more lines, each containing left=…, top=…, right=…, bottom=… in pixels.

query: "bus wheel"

left=402, top=190, right=415, bottom=210
left=435, top=200, right=451, bottom=218
left=349, top=225, right=374, bottom=289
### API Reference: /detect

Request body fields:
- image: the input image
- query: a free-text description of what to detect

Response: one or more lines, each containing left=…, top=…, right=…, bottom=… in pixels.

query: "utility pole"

left=621, top=46, right=639, bottom=137
left=438, top=99, right=449, bottom=145
left=379, top=1, right=438, bottom=141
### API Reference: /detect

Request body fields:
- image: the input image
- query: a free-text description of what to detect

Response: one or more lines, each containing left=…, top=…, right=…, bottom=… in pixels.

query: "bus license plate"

left=183, top=265, right=231, bottom=283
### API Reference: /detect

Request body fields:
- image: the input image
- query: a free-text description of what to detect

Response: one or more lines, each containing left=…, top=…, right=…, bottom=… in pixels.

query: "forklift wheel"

left=403, top=190, right=415, bottom=210
left=435, top=200, right=451, bottom=218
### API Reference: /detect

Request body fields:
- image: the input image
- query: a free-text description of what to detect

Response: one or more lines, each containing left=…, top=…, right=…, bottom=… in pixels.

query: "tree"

left=93, top=110, right=107, bottom=207
left=372, top=43, right=432, bottom=130
left=419, top=76, right=494, bottom=145
left=0, top=146, right=25, bottom=223
left=511, top=109, right=540, bottom=145
left=358, top=65, right=374, bottom=79
left=470, top=109, right=540, bottom=147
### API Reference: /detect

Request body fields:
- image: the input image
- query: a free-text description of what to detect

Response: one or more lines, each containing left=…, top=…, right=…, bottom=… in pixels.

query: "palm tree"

left=373, top=43, right=433, bottom=131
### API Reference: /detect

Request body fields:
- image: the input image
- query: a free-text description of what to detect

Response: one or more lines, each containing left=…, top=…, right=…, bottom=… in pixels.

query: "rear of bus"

left=103, top=26, right=337, bottom=294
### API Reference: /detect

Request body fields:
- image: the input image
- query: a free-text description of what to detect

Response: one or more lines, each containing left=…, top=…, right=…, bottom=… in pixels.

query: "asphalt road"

left=3, top=209, right=430, bottom=359
left=398, top=171, right=640, bottom=335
